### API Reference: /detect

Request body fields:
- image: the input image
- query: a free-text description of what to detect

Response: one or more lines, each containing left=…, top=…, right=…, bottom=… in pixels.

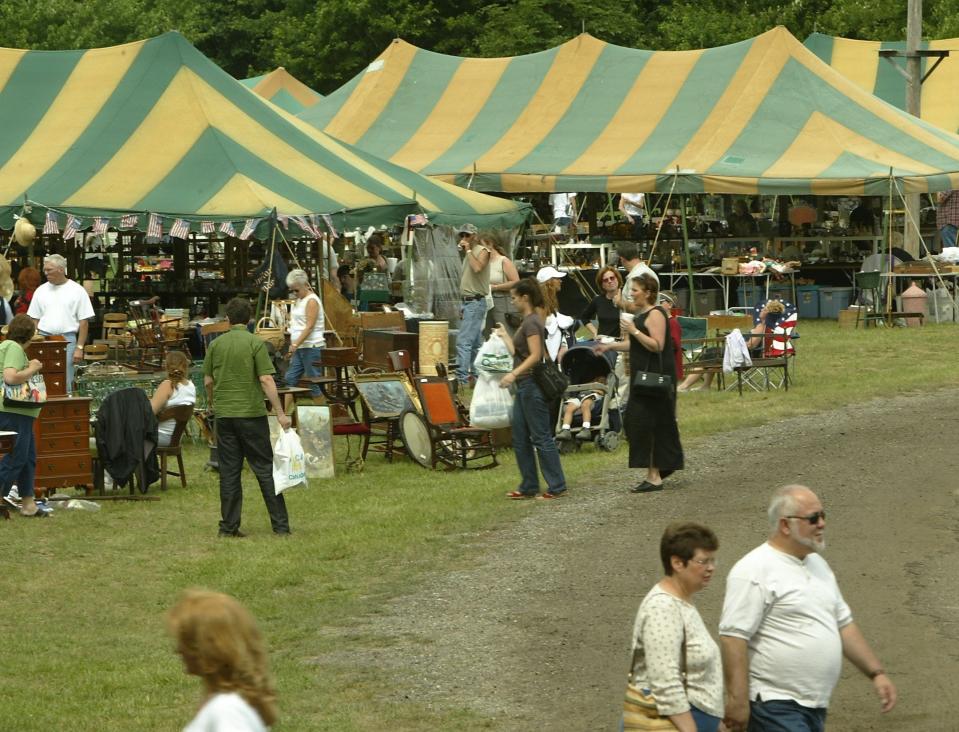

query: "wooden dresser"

left=25, top=340, right=94, bottom=497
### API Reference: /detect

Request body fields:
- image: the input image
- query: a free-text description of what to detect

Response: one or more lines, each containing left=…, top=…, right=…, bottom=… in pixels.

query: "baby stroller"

left=554, top=345, right=622, bottom=453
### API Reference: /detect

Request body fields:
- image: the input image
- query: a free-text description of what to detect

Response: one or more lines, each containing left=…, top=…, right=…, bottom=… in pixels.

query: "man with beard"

left=719, top=485, right=897, bottom=732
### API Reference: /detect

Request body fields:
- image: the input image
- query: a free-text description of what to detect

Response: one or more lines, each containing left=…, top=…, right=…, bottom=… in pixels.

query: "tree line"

left=1, top=0, right=955, bottom=96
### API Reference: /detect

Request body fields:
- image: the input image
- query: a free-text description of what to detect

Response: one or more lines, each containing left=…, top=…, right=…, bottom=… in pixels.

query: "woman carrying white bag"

left=469, top=334, right=514, bottom=429
left=273, top=428, right=307, bottom=494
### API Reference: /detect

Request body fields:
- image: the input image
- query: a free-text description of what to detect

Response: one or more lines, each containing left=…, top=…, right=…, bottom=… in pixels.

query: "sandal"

left=505, top=491, right=535, bottom=500
left=536, top=491, right=566, bottom=500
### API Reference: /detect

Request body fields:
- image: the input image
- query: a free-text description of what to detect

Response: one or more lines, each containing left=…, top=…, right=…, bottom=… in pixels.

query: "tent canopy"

left=805, top=33, right=959, bottom=135
left=301, top=27, right=959, bottom=196
left=0, top=32, right=528, bottom=236
left=240, top=67, right=323, bottom=115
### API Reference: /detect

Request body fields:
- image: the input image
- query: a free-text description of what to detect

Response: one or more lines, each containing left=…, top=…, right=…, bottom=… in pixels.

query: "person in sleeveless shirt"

left=484, top=232, right=520, bottom=336
left=284, top=269, right=326, bottom=397
left=151, top=350, right=197, bottom=447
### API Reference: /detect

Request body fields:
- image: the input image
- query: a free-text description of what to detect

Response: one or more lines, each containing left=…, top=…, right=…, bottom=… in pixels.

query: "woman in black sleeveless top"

left=596, top=272, right=683, bottom=492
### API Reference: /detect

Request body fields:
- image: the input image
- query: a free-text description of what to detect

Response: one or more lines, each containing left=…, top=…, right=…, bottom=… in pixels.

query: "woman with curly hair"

left=168, top=590, right=277, bottom=731
left=150, top=350, right=196, bottom=448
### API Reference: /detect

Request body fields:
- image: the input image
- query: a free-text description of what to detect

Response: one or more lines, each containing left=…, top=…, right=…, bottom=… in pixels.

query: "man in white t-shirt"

left=719, top=485, right=897, bottom=732
left=619, top=192, right=647, bottom=239
left=28, top=254, right=95, bottom=394
left=548, top=192, right=576, bottom=233
left=616, top=243, right=659, bottom=314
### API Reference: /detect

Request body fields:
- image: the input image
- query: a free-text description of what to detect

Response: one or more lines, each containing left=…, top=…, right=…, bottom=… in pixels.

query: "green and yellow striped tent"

left=805, top=33, right=959, bottom=135
left=301, top=26, right=959, bottom=196
left=0, top=32, right=529, bottom=237
left=240, top=67, right=323, bottom=115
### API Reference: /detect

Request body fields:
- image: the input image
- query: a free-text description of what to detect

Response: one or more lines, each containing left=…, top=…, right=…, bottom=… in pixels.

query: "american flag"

left=218, top=221, right=235, bottom=237
left=407, top=213, right=428, bottom=227
left=277, top=214, right=288, bottom=229
left=170, top=218, right=190, bottom=239
left=201, top=221, right=216, bottom=234
left=292, top=215, right=317, bottom=238
left=147, top=213, right=163, bottom=240
left=92, top=217, right=109, bottom=235
left=239, top=218, right=258, bottom=240
left=120, top=213, right=138, bottom=230
left=320, top=214, right=338, bottom=238
left=63, top=215, right=83, bottom=241
left=43, top=211, right=60, bottom=235
left=753, top=299, right=799, bottom=357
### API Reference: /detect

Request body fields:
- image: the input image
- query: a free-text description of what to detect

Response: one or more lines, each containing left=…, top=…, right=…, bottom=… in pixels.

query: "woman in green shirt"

left=0, top=314, right=44, bottom=516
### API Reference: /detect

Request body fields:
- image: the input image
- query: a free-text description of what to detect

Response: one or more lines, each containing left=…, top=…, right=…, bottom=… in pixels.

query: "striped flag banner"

left=62, top=215, right=83, bottom=241
left=201, top=221, right=216, bottom=234
left=120, top=213, right=138, bottom=229
left=43, top=211, right=60, bottom=235
left=170, top=218, right=190, bottom=239
left=239, top=218, right=259, bottom=240
left=320, top=214, right=338, bottom=238
left=218, top=221, right=236, bottom=237
left=277, top=214, right=289, bottom=229
left=291, top=215, right=316, bottom=238
left=92, top=217, right=109, bottom=235
left=147, top=213, right=163, bottom=240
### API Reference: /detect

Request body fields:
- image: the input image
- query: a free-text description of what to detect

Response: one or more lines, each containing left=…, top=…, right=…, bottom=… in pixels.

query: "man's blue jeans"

left=0, top=412, right=36, bottom=499
left=285, top=346, right=323, bottom=396
left=512, top=378, right=566, bottom=495
left=748, top=698, right=826, bottom=732
left=940, top=224, right=958, bottom=249
left=456, top=298, right=486, bottom=384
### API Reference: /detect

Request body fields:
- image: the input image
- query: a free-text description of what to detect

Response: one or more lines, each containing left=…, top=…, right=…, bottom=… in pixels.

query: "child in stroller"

left=554, top=345, right=622, bottom=452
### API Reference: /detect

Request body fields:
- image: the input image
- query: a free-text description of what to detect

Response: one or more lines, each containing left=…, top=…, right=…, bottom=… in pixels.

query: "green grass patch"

left=1, top=321, right=957, bottom=730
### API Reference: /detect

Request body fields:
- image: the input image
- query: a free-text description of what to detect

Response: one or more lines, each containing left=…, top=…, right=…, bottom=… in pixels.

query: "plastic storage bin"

left=819, top=286, right=854, bottom=319
left=737, top=283, right=763, bottom=309
left=691, top=288, right=721, bottom=315
left=767, top=283, right=792, bottom=303
left=796, top=285, right=820, bottom=318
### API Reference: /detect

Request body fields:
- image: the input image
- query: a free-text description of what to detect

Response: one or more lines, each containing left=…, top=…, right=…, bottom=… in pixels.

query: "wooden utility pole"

left=904, top=0, right=922, bottom=257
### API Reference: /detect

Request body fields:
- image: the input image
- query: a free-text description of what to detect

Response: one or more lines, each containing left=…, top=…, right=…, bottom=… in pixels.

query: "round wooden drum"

left=418, top=320, right=448, bottom=376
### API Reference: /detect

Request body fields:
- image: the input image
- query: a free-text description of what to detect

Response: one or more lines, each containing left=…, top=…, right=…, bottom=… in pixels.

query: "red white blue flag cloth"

left=62, top=215, right=83, bottom=241
left=752, top=299, right=798, bottom=356
left=291, top=215, right=319, bottom=238
left=239, top=219, right=259, bottom=240
left=92, top=217, right=109, bottom=236
left=147, top=213, right=163, bottom=240
left=170, top=218, right=190, bottom=239
left=407, top=213, right=428, bottom=227
left=120, top=213, right=138, bottom=229
left=43, top=211, right=60, bottom=235
left=320, top=214, right=338, bottom=238
left=218, top=221, right=236, bottom=237
left=201, top=221, right=216, bottom=234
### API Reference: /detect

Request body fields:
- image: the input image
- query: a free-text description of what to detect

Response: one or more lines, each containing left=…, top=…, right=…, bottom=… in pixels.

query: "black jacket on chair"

left=96, top=387, right=160, bottom=489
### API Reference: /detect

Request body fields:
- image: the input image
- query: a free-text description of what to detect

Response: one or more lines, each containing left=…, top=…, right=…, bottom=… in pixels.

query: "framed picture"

left=352, top=372, right=419, bottom=419
left=296, top=405, right=335, bottom=480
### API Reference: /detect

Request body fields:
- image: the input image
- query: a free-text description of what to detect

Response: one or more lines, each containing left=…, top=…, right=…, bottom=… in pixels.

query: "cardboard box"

left=721, top=257, right=741, bottom=275
left=837, top=308, right=859, bottom=329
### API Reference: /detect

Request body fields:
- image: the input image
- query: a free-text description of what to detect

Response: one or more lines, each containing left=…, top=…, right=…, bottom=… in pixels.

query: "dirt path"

left=339, top=389, right=959, bottom=731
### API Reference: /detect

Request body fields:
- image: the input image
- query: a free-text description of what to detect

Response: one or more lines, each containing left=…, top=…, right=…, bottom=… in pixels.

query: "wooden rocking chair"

left=413, top=376, right=497, bottom=470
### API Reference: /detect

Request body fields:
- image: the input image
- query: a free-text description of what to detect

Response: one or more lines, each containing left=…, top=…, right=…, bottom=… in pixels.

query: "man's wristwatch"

left=75, top=345, right=84, bottom=351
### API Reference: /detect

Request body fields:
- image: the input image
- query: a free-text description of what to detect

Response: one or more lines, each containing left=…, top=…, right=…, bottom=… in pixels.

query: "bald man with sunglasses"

left=719, top=485, right=897, bottom=732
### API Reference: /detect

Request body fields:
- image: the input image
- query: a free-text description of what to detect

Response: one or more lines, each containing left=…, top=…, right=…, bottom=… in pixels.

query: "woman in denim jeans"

left=497, top=278, right=567, bottom=500
left=284, top=269, right=325, bottom=397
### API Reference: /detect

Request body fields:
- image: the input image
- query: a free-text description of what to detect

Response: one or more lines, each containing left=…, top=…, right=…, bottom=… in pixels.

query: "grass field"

left=2, top=321, right=958, bottom=730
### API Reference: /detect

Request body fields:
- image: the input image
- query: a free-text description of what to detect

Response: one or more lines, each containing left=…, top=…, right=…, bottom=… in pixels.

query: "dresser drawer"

left=39, top=417, right=89, bottom=437
left=36, top=453, right=91, bottom=479
left=26, top=342, right=67, bottom=362
left=40, top=398, right=90, bottom=422
left=37, top=433, right=89, bottom=454
left=44, top=374, right=67, bottom=397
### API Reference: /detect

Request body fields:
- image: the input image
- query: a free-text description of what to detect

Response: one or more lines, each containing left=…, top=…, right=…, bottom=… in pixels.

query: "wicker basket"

left=255, top=317, right=286, bottom=350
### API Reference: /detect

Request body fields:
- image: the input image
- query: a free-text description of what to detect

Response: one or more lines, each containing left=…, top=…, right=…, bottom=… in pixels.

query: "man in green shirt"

left=203, top=298, right=292, bottom=537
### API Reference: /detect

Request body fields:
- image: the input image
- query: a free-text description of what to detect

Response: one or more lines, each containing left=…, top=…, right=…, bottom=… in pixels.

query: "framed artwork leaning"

left=352, top=372, right=420, bottom=419
left=295, top=405, right=335, bottom=480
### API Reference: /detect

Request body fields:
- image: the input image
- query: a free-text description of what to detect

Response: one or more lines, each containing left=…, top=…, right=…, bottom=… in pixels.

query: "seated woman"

left=150, top=350, right=196, bottom=447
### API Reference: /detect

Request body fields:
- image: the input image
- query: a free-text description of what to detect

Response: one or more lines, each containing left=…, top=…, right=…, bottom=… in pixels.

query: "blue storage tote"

left=737, top=283, right=763, bottom=309
left=796, top=285, right=820, bottom=318
left=819, top=286, right=854, bottom=319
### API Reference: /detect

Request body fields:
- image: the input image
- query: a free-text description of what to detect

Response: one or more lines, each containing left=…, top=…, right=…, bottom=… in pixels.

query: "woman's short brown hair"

left=6, top=314, right=36, bottom=344
left=595, top=266, right=622, bottom=290
left=660, top=522, right=719, bottom=575
left=18, top=267, right=41, bottom=291
left=633, top=272, right=659, bottom=306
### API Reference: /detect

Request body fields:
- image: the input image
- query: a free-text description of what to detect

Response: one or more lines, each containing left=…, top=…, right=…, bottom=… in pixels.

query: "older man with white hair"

left=719, top=484, right=897, bottom=732
left=27, top=254, right=94, bottom=393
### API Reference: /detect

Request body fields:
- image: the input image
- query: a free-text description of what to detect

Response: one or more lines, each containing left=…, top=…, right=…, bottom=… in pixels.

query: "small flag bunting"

left=239, top=218, right=259, bottom=241
left=63, top=215, right=83, bottom=241
left=218, top=221, right=236, bottom=237
left=170, top=218, right=190, bottom=239
left=43, top=211, right=60, bottom=235
left=201, top=221, right=216, bottom=234
left=147, top=213, right=163, bottom=240
left=92, top=217, right=109, bottom=236
left=120, top=213, right=138, bottom=229
left=320, top=214, right=338, bottom=238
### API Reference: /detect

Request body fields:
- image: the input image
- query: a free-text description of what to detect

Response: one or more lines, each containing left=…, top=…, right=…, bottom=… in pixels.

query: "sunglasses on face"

left=602, top=275, right=617, bottom=282
left=785, top=511, right=826, bottom=525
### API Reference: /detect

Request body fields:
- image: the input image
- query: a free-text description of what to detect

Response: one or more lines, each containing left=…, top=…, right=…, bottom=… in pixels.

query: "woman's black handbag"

left=532, top=357, right=569, bottom=401
left=631, top=351, right=672, bottom=396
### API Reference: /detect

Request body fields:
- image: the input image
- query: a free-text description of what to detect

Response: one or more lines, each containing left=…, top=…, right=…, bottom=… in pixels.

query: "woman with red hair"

left=15, top=267, right=41, bottom=316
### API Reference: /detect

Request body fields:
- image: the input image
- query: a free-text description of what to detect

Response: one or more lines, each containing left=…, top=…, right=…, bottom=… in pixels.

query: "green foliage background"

left=1, top=0, right=956, bottom=95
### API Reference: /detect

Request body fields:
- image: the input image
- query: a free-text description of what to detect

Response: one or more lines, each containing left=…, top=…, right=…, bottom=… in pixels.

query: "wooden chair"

left=387, top=349, right=415, bottom=381
left=200, top=321, right=231, bottom=355
left=156, top=404, right=195, bottom=490
left=101, top=312, right=129, bottom=341
left=413, top=376, right=497, bottom=470
left=82, top=344, right=109, bottom=362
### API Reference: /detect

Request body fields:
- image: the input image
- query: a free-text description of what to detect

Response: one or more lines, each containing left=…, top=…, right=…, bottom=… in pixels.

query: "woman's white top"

left=489, top=254, right=507, bottom=287
left=544, top=312, right=574, bottom=362
left=157, top=381, right=196, bottom=445
left=290, top=292, right=325, bottom=348
left=183, top=692, right=268, bottom=732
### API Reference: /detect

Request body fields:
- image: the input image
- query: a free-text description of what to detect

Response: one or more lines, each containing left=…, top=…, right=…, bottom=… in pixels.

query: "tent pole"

left=885, top=170, right=895, bottom=320
left=680, top=194, right=696, bottom=316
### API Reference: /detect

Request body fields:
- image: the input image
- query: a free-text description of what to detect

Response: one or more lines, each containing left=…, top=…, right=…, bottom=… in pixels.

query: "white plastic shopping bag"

left=469, top=373, right=513, bottom=429
left=474, top=334, right=512, bottom=375
left=273, top=428, right=308, bottom=494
